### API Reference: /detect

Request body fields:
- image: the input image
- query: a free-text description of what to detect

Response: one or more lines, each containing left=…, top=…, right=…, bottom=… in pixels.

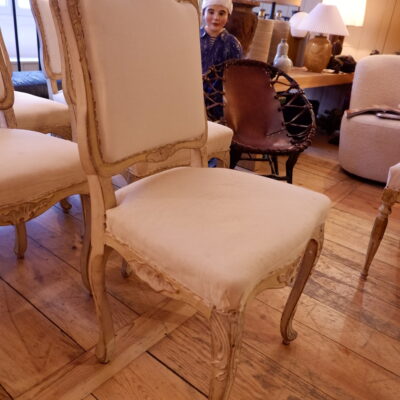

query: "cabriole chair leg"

left=89, top=245, right=115, bottom=363
left=14, top=222, right=27, bottom=259
left=209, top=309, right=245, bottom=400
left=362, top=188, right=397, bottom=279
left=281, top=239, right=319, bottom=344
left=80, top=194, right=91, bottom=291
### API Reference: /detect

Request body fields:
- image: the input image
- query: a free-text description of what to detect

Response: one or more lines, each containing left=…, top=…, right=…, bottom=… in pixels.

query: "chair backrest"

left=51, top=0, right=207, bottom=177
left=0, top=29, right=16, bottom=127
left=0, top=29, right=13, bottom=78
left=350, top=55, right=400, bottom=110
left=30, top=0, right=63, bottom=98
left=203, top=59, right=314, bottom=149
left=223, top=60, right=286, bottom=145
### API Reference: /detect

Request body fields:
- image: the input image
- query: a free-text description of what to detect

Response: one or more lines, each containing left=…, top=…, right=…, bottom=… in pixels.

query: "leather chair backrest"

left=223, top=61, right=286, bottom=148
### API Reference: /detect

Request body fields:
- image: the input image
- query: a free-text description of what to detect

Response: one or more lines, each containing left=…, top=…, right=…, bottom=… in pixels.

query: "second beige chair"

left=0, top=37, right=89, bottom=288
left=0, top=29, right=71, bottom=139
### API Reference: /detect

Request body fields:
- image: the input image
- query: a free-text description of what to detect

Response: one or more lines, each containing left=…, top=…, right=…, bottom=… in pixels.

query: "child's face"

left=204, top=5, right=229, bottom=36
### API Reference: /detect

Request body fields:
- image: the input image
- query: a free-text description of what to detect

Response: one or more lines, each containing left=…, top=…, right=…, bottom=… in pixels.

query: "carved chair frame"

left=53, top=0, right=326, bottom=398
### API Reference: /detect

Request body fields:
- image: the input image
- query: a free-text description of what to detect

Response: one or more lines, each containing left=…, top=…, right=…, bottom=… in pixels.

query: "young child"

left=200, top=0, right=242, bottom=74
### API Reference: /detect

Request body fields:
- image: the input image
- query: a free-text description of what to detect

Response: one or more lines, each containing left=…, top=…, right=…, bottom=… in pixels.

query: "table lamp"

left=322, top=0, right=366, bottom=55
left=322, top=0, right=366, bottom=27
left=298, top=3, right=348, bottom=72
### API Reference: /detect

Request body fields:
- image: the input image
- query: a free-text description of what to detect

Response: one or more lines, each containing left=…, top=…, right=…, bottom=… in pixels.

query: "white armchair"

left=339, top=55, right=400, bottom=183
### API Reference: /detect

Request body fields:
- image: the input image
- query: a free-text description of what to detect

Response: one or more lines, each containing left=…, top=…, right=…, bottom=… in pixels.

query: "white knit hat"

left=202, top=0, right=233, bottom=14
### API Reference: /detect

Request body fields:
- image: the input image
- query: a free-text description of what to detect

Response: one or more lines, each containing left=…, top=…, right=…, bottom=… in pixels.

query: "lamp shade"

left=289, top=11, right=308, bottom=38
left=322, top=0, right=366, bottom=26
left=298, top=4, right=349, bottom=36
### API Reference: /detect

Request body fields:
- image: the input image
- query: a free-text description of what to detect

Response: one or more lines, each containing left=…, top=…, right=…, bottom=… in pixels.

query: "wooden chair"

left=30, top=0, right=67, bottom=104
left=0, top=34, right=90, bottom=283
left=0, top=29, right=71, bottom=139
left=53, top=0, right=331, bottom=398
left=362, top=162, right=400, bottom=279
left=203, top=59, right=316, bottom=183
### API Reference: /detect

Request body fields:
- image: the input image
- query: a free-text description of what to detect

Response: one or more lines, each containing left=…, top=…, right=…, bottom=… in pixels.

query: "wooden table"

left=288, top=67, right=354, bottom=89
left=276, top=67, right=354, bottom=118
left=274, top=67, right=354, bottom=92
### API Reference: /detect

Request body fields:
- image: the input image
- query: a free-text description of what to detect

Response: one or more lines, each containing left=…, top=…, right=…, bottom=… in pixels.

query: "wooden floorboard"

left=0, top=142, right=399, bottom=399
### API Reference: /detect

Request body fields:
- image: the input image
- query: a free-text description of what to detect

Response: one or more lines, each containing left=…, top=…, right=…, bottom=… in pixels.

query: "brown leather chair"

left=203, top=59, right=316, bottom=183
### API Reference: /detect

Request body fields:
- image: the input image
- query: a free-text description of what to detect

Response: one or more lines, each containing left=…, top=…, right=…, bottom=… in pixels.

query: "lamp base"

left=303, top=35, right=332, bottom=73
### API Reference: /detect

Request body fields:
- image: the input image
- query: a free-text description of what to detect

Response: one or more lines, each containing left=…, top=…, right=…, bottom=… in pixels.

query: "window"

left=0, top=0, right=38, bottom=68
left=18, top=0, right=30, bottom=9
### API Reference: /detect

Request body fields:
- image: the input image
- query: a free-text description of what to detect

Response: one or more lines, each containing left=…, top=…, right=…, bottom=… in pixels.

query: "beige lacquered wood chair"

left=30, top=0, right=67, bottom=104
left=0, top=37, right=90, bottom=285
left=0, top=29, right=71, bottom=139
left=362, top=162, right=400, bottom=279
left=53, top=0, right=331, bottom=398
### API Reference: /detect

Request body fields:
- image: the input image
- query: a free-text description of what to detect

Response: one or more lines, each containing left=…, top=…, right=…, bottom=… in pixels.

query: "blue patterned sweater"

left=200, top=27, right=242, bottom=74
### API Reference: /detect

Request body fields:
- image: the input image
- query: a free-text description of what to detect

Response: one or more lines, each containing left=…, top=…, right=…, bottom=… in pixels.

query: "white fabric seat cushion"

left=339, top=113, right=400, bottom=183
left=129, top=121, right=233, bottom=177
left=0, top=128, right=86, bottom=205
left=388, top=163, right=400, bottom=191
left=107, top=167, right=330, bottom=310
left=13, top=91, right=70, bottom=134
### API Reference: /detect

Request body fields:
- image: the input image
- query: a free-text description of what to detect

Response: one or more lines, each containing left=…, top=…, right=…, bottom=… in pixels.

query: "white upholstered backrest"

left=56, top=0, right=206, bottom=166
left=350, top=55, right=400, bottom=110
left=0, top=30, right=14, bottom=111
left=31, top=0, right=62, bottom=78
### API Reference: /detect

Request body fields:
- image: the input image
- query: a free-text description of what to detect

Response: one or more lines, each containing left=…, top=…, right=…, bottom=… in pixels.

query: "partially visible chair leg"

left=14, top=222, right=27, bottom=259
left=281, top=238, right=319, bottom=344
left=90, top=245, right=115, bottom=363
left=209, top=309, right=245, bottom=400
left=271, top=155, right=279, bottom=176
left=229, top=148, right=242, bottom=169
left=60, top=197, right=72, bottom=213
left=285, top=153, right=299, bottom=184
left=80, top=194, right=91, bottom=291
left=361, top=188, right=397, bottom=279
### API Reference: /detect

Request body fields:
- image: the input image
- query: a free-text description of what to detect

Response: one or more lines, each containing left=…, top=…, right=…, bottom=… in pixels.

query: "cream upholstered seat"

left=0, top=129, right=90, bottom=284
left=13, top=90, right=69, bottom=134
left=0, top=129, right=85, bottom=206
left=53, top=0, right=330, bottom=398
left=30, top=0, right=67, bottom=104
left=109, top=167, right=329, bottom=310
left=0, top=29, right=71, bottom=139
left=339, top=55, right=400, bottom=183
left=129, top=120, right=233, bottom=177
left=362, top=162, right=400, bottom=279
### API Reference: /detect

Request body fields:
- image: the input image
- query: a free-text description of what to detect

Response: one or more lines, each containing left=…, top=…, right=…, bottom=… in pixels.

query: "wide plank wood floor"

left=0, top=142, right=399, bottom=399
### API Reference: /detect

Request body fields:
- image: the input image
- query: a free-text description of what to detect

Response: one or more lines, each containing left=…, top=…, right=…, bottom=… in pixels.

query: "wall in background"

left=301, top=0, right=400, bottom=60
